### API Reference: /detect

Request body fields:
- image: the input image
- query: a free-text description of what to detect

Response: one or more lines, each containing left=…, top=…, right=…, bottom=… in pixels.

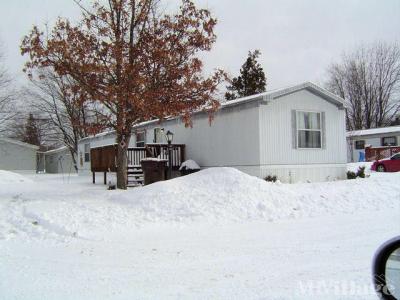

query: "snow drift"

left=0, top=167, right=399, bottom=242
left=110, top=167, right=400, bottom=224
left=0, top=170, right=33, bottom=184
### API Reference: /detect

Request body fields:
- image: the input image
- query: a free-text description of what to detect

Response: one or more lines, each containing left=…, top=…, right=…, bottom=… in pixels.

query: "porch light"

left=165, top=130, right=174, bottom=144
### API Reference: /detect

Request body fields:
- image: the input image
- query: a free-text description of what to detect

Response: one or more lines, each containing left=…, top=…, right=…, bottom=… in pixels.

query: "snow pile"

left=0, top=167, right=399, bottom=242
left=179, top=159, right=200, bottom=170
left=110, top=167, right=400, bottom=224
left=0, top=170, right=33, bottom=184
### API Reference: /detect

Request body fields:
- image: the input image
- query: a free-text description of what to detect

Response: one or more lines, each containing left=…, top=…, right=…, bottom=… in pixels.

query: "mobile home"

left=78, top=82, right=347, bottom=183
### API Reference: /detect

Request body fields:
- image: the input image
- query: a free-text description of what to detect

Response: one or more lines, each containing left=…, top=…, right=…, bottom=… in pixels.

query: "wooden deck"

left=365, top=146, right=400, bottom=161
left=90, top=144, right=185, bottom=185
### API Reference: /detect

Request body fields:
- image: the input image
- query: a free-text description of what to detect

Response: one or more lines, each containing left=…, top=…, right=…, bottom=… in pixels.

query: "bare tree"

left=27, top=70, right=91, bottom=171
left=0, top=45, right=16, bottom=134
left=326, top=42, right=400, bottom=130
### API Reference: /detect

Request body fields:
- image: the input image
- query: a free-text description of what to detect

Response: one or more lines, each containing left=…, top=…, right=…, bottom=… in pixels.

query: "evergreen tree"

left=225, top=50, right=267, bottom=100
left=23, top=113, right=41, bottom=146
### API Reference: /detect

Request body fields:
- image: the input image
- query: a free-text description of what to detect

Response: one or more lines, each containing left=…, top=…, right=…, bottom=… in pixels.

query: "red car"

left=371, top=153, right=400, bottom=172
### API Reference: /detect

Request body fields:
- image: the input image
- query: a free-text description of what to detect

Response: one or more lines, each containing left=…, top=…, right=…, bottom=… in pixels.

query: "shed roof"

left=347, top=126, right=400, bottom=137
left=0, top=137, right=40, bottom=150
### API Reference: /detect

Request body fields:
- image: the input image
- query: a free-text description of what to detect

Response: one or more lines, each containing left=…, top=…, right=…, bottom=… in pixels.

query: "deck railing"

left=127, top=144, right=185, bottom=169
left=365, top=146, right=400, bottom=161
left=127, top=147, right=148, bottom=166
left=91, top=143, right=185, bottom=172
left=145, top=143, right=185, bottom=169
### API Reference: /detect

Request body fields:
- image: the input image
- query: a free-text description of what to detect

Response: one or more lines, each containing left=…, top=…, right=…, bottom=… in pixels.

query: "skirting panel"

left=259, top=164, right=347, bottom=183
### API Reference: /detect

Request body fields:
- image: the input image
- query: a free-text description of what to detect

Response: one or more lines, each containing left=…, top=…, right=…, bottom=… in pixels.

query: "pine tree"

left=23, top=113, right=40, bottom=146
left=225, top=50, right=267, bottom=100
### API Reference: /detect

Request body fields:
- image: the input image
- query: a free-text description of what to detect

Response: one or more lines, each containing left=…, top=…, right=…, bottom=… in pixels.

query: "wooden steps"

left=127, top=165, right=144, bottom=187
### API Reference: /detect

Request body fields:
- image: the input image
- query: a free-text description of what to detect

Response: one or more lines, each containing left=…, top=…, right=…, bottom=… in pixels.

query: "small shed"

left=40, top=146, right=76, bottom=173
left=0, top=137, right=39, bottom=171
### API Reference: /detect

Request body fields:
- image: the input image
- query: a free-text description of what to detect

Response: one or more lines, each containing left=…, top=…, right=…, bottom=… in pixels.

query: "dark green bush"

left=356, top=166, right=366, bottom=178
left=347, top=166, right=366, bottom=180
left=265, top=175, right=277, bottom=182
left=347, top=171, right=357, bottom=179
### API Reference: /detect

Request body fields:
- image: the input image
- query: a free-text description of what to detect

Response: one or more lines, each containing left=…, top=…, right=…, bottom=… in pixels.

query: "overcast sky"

left=0, top=0, right=399, bottom=90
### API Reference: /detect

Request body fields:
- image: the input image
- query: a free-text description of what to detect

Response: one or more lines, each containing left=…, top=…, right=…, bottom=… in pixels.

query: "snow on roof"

left=42, top=146, right=68, bottom=154
left=79, top=82, right=345, bottom=143
left=219, top=81, right=345, bottom=109
left=347, top=126, right=400, bottom=137
left=0, top=137, right=40, bottom=150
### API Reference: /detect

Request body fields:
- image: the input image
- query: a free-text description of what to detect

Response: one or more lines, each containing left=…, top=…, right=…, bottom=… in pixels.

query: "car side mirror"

left=373, top=236, right=400, bottom=299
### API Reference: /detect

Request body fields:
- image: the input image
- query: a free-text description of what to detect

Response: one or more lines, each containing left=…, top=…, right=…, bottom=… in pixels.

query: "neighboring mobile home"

left=0, top=137, right=39, bottom=171
left=347, top=126, right=400, bottom=162
left=78, top=82, right=348, bottom=183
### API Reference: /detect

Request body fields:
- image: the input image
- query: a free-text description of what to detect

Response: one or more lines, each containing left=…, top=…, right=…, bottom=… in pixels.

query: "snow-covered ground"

left=0, top=166, right=399, bottom=299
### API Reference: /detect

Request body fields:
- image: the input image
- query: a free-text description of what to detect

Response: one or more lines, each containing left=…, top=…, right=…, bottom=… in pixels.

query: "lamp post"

left=165, top=130, right=174, bottom=179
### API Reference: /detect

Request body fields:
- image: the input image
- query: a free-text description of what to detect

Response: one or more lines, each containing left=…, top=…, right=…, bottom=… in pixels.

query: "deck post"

left=104, top=172, right=107, bottom=185
left=92, top=172, right=95, bottom=184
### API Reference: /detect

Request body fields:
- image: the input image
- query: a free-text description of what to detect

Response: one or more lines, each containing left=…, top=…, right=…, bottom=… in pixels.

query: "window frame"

left=153, top=127, right=162, bottom=143
left=296, top=110, right=323, bottom=149
left=381, top=136, right=397, bottom=147
left=136, top=130, right=146, bottom=148
left=84, top=143, right=90, bottom=162
left=354, top=140, right=365, bottom=150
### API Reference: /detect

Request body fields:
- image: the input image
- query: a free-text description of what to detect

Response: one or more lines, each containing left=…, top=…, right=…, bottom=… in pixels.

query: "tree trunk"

left=68, top=147, right=78, bottom=172
left=116, top=133, right=131, bottom=189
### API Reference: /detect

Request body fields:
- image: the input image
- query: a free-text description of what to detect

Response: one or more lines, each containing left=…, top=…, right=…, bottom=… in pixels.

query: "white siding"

left=260, top=164, right=346, bottom=183
left=142, top=102, right=261, bottom=173
left=0, top=141, right=37, bottom=171
left=259, top=89, right=347, bottom=181
left=77, top=103, right=260, bottom=175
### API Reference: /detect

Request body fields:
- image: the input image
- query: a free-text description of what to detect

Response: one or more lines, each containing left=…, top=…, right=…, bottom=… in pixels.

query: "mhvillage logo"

left=295, top=275, right=395, bottom=297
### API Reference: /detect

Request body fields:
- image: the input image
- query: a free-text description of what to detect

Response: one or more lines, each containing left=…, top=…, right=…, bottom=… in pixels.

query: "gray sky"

left=0, top=0, right=399, bottom=90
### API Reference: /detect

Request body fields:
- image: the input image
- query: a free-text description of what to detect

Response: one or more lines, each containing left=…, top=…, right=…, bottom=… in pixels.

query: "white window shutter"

left=291, top=110, right=297, bottom=149
left=321, top=112, right=326, bottom=149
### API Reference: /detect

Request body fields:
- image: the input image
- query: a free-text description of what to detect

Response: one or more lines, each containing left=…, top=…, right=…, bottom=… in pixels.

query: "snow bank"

left=0, top=170, right=33, bottom=184
left=110, top=167, right=400, bottom=224
left=1, top=167, right=398, bottom=242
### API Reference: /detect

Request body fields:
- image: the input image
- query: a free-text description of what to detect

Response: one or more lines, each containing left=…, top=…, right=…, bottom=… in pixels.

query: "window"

left=136, top=131, right=146, bottom=147
left=297, top=111, right=322, bottom=149
left=84, top=143, right=90, bottom=162
left=355, top=140, right=365, bottom=150
left=153, top=128, right=162, bottom=143
left=382, top=136, right=397, bottom=146
left=391, top=153, right=400, bottom=160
